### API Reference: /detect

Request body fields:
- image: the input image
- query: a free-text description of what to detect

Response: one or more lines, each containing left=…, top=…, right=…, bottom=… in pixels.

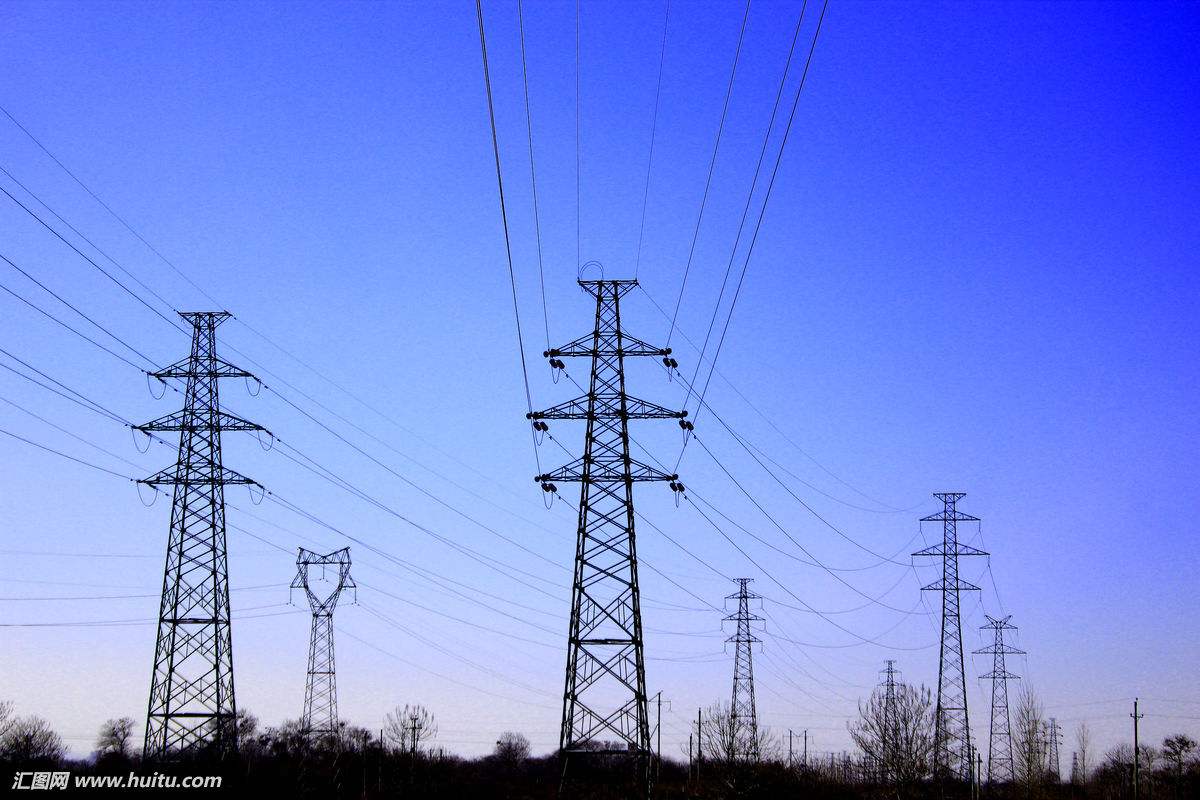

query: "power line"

left=687, top=0, right=830, bottom=432
left=681, top=0, right=808, bottom=418
left=0, top=183, right=184, bottom=333
left=0, top=105, right=223, bottom=308
left=516, top=0, right=550, bottom=351
left=665, top=0, right=752, bottom=348
left=634, top=0, right=671, bottom=279
left=474, top=0, right=543, bottom=479
left=639, top=282, right=908, bottom=512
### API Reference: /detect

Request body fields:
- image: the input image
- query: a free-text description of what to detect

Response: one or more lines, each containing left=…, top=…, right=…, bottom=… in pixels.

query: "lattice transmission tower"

left=1045, top=718, right=1062, bottom=781
left=135, top=311, right=265, bottom=759
left=725, top=578, right=763, bottom=762
left=528, top=279, right=684, bottom=794
left=880, top=660, right=900, bottom=784
left=974, top=614, right=1023, bottom=783
left=292, top=547, right=355, bottom=738
left=913, top=492, right=987, bottom=782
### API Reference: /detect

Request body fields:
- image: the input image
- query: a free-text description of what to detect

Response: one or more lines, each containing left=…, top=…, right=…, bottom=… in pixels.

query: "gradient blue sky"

left=1, top=0, right=1197, bottom=762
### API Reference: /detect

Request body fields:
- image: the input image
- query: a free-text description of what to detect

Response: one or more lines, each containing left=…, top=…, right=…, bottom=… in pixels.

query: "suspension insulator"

left=679, top=420, right=694, bottom=431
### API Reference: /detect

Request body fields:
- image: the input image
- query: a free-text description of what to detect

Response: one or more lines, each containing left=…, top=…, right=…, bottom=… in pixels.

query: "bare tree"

left=849, top=681, right=936, bottom=787
left=0, top=715, right=65, bottom=762
left=1013, top=687, right=1046, bottom=786
left=700, top=701, right=778, bottom=766
left=384, top=704, right=437, bottom=755
left=1075, top=722, right=1092, bottom=782
left=0, top=701, right=13, bottom=741
left=96, top=717, right=135, bottom=757
left=1163, top=734, right=1197, bottom=777
left=235, top=708, right=259, bottom=753
left=494, top=731, right=531, bottom=763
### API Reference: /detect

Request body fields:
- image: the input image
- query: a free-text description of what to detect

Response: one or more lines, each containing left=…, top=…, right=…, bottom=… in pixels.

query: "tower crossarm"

left=980, top=669, right=1022, bottom=680
left=148, top=357, right=257, bottom=380
left=919, top=510, right=981, bottom=523
left=139, top=464, right=260, bottom=487
left=529, top=394, right=685, bottom=420
left=973, top=644, right=1026, bottom=656
left=545, top=331, right=670, bottom=360
left=912, top=542, right=989, bottom=558
left=134, top=409, right=267, bottom=433
left=920, top=577, right=983, bottom=592
left=536, top=456, right=676, bottom=484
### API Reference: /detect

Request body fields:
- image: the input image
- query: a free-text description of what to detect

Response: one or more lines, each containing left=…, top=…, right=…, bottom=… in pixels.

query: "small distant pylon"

left=914, top=492, right=987, bottom=782
left=1070, top=752, right=1081, bottom=785
left=880, top=660, right=900, bottom=784
left=292, top=547, right=355, bottom=738
left=1046, top=718, right=1062, bottom=781
left=975, top=615, right=1024, bottom=783
left=135, top=311, right=266, bottom=760
left=725, top=578, right=763, bottom=762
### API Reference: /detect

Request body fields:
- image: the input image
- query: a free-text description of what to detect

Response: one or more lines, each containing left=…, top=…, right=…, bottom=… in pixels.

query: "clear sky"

left=0, top=0, right=1197, bottom=764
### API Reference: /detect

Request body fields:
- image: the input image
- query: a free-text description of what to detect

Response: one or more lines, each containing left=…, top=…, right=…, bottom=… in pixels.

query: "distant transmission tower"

left=880, top=660, right=900, bottom=784
left=135, top=311, right=265, bottom=759
left=974, top=615, right=1023, bottom=783
left=914, top=492, right=987, bottom=782
left=529, top=278, right=684, bottom=794
left=725, top=578, right=763, bottom=762
left=292, top=547, right=355, bottom=738
left=1046, top=718, right=1062, bottom=781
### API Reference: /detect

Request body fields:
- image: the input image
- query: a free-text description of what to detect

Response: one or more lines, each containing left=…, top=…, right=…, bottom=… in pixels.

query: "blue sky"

left=0, top=0, right=1197, bottom=761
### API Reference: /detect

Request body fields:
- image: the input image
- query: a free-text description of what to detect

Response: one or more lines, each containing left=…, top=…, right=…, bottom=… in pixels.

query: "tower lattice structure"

left=528, top=279, right=684, bottom=793
left=881, top=660, right=900, bottom=784
left=974, top=614, right=1023, bottom=783
left=914, top=492, right=987, bottom=782
left=1046, top=718, right=1062, bottom=781
left=292, top=547, right=355, bottom=738
left=135, top=311, right=264, bottom=759
left=725, top=578, right=763, bottom=762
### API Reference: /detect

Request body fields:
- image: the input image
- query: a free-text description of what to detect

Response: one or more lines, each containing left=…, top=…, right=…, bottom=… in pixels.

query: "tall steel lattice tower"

left=913, top=492, right=987, bottom=782
left=1045, top=718, right=1062, bottom=781
left=528, top=279, right=684, bottom=793
left=135, top=311, right=264, bottom=759
left=292, top=547, right=355, bottom=737
left=881, top=660, right=900, bottom=784
left=725, top=578, right=763, bottom=762
left=974, top=615, right=1023, bottom=783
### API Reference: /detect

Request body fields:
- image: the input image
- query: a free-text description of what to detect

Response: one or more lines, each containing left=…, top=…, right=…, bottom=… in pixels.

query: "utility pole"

left=804, top=729, right=808, bottom=768
left=1131, top=698, right=1143, bottom=800
left=725, top=578, right=763, bottom=762
left=914, top=492, right=987, bottom=782
left=789, top=729, right=794, bottom=769
left=135, top=311, right=265, bottom=759
left=530, top=279, right=684, bottom=797
left=410, top=714, right=419, bottom=762
left=696, top=707, right=703, bottom=783
left=292, top=547, right=355, bottom=737
left=1046, top=718, right=1062, bottom=781
left=975, top=615, right=1023, bottom=783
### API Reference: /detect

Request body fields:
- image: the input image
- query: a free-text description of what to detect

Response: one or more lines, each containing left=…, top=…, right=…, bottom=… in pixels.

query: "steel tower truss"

left=292, top=547, right=355, bottom=738
left=913, top=492, right=987, bottom=782
left=726, top=578, right=763, bottom=762
left=974, top=614, right=1023, bottom=783
left=135, top=311, right=264, bottom=759
left=529, top=279, right=684, bottom=791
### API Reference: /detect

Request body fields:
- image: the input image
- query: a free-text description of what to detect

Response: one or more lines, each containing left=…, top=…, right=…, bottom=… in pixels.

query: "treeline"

left=1, top=698, right=1196, bottom=798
